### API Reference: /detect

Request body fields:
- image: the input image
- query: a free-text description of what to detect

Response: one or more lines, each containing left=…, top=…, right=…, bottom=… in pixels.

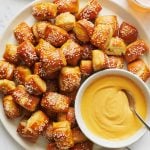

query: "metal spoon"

left=122, top=89, right=150, bottom=131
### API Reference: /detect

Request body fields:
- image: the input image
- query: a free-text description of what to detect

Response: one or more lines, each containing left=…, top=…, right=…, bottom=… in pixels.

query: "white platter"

left=0, top=0, right=150, bottom=150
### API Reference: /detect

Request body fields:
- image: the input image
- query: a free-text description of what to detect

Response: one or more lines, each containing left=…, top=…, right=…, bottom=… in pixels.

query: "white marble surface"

left=0, top=0, right=150, bottom=150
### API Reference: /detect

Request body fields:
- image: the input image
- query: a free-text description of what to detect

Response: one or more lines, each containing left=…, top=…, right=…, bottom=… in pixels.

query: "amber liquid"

left=128, top=0, right=150, bottom=12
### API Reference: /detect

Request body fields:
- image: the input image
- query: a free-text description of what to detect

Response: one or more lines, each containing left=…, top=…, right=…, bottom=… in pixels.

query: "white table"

left=0, top=0, right=150, bottom=150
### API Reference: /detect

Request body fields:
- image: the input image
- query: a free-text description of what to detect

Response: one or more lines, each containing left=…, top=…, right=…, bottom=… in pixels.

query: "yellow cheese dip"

left=81, top=75, right=147, bottom=140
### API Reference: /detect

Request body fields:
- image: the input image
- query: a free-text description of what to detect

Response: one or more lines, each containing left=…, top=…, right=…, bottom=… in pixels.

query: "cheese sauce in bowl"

left=75, top=69, right=150, bottom=148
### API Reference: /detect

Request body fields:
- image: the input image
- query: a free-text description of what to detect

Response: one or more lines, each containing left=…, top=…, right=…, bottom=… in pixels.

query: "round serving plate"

left=0, top=0, right=149, bottom=150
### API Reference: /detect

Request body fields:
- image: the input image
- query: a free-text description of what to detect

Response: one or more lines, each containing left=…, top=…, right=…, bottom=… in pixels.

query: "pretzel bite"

left=125, top=40, right=149, bottom=63
left=41, top=92, right=70, bottom=113
left=17, top=41, right=38, bottom=66
left=3, top=95, right=21, bottom=119
left=53, top=0, right=79, bottom=14
left=44, top=24, right=69, bottom=47
left=25, top=75, right=46, bottom=95
left=127, top=59, right=150, bottom=81
left=32, top=21, right=50, bottom=41
left=3, top=44, right=20, bottom=64
left=32, top=2, right=57, bottom=21
left=61, top=39, right=82, bottom=66
left=119, top=22, right=138, bottom=44
left=17, top=110, right=49, bottom=142
left=70, top=140, right=93, bottom=150
left=106, top=37, right=126, bottom=56
left=92, top=50, right=108, bottom=71
left=0, top=60, right=14, bottom=80
left=40, top=48, right=66, bottom=74
left=0, top=80, right=16, bottom=95
left=12, top=85, right=40, bottom=111
left=106, top=56, right=124, bottom=69
left=35, top=39, right=55, bottom=56
left=55, top=12, right=76, bottom=31
left=53, top=121, right=74, bottom=149
left=73, top=19, right=94, bottom=43
left=44, top=122, right=54, bottom=142
left=72, top=127, right=87, bottom=144
left=47, top=143, right=59, bottom=150
left=59, top=67, right=81, bottom=92
left=95, top=15, right=118, bottom=36
left=14, top=66, right=31, bottom=85
left=80, top=60, right=93, bottom=78
left=91, top=24, right=113, bottom=50
left=14, top=22, right=35, bottom=44
left=76, top=0, right=102, bottom=21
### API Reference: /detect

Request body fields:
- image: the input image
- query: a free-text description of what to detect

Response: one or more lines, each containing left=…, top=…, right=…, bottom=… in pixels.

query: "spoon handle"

left=134, top=110, right=150, bottom=131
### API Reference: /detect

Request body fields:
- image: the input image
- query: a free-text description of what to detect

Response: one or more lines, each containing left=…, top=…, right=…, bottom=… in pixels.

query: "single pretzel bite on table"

left=0, top=80, right=16, bottom=95
left=73, top=19, right=94, bottom=43
left=80, top=60, right=93, bottom=78
left=17, top=41, right=38, bottom=67
left=125, top=40, right=149, bottom=63
left=127, top=59, right=150, bottom=81
left=32, top=21, right=50, bottom=41
left=53, top=121, right=74, bottom=149
left=92, top=50, right=108, bottom=71
left=41, top=92, right=70, bottom=113
left=14, top=66, right=31, bottom=85
left=17, top=110, right=49, bottom=142
left=55, top=12, right=76, bottom=31
left=44, top=24, right=69, bottom=47
left=95, top=15, right=119, bottom=36
left=59, top=66, right=81, bottom=93
left=40, top=48, right=66, bottom=74
left=61, top=39, right=82, bottom=66
left=119, top=21, right=138, bottom=44
left=91, top=24, right=113, bottom=50
left=14, top=22, right=35, bottom=44
left=25, top=74, right=46, bottom=95
left=12, top=85, right=40, bottom=112
left=3, top=95, right=22, bottom=119
left=0, top=60, right=14, bottom=80
left=106, top=56, right=124, bottom=69
left=32, top=2, right=57, bottom=21
left=3, top=44, right=20, bottom=64
left=53, top=0, right=79, bottom=14
left=106, top=37, right=126, bottom=56
left=76, top=0, right=102, bottom=21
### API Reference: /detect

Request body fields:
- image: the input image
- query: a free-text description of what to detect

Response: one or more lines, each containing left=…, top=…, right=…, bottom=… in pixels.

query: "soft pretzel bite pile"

left=0, top=0, right=150, bottom=149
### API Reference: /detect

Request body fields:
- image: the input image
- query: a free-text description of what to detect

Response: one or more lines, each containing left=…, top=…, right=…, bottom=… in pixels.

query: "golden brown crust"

left=119, top=22, right=138, bottom=44
left=53, top=121, right=74, bottom=149
left=32, top=2, right=57, bottom=21
left=12, top=85, right=40, bottom=111
left=41, top=92, right=70, bottom=113
left=44, top=24, right=69, bottom=47
left=91, top=24, right=113, bottom=50
left=25, top=74, right=46, bottom=95
left=59, top=67, right=81, bottom=93
left=95, top=15, right=119, bottom=36
left=3, top=44, right=20, bottom=64
left=61, top=39, right=82, bottom=66
left=73, top=19, right=94, bottom=43
left=76, top=0, right=102, bottom=21
left=14, top=66, right=31, bottom=85
left=14, top=22, right=35, bottom=44
left=3, top=95, right=21, bottom=119
left=0, top=60, right=14, bottom=80
left=127, top=59, right=150, bottom=81
left=47, top=143, right=59, bottom=150
left=125, top=40, right=149, bottom=63
left=44, top=122, right=54, bottom=142
left=17, top=110, right=49, bottom=142
left=53, top=0, right=79, bottom=14
left=55, top=12, right=76, bottom=31
left=17, top=41, right=38, bottom=66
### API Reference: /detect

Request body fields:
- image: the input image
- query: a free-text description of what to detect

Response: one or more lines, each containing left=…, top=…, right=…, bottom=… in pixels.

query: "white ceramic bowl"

left=75, top=69, right=150, bottom=148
